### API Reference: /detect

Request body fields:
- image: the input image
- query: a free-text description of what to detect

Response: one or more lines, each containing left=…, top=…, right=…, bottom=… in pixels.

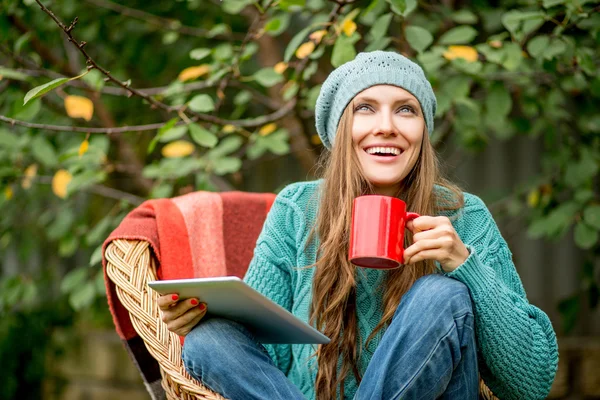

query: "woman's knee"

left=398, top=274, right=473, bottom=317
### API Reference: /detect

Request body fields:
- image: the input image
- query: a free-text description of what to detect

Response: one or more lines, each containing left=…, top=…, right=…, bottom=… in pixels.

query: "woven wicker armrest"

left=104, top=239, right=224, bottom=400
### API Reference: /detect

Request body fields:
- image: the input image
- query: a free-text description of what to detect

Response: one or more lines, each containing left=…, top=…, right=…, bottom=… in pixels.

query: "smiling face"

left=351, top=85, right=426, bottom=196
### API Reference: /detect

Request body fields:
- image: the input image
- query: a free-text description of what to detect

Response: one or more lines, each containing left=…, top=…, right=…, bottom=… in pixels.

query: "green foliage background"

left=0, top=0, right=599, bottom=397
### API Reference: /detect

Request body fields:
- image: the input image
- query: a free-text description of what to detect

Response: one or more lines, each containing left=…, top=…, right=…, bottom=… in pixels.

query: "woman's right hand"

left=158, top=294, right=207, bottom=336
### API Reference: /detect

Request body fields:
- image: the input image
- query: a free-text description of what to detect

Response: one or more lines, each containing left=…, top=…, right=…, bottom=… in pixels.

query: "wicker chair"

left=104, top=238, right=498, bottom=400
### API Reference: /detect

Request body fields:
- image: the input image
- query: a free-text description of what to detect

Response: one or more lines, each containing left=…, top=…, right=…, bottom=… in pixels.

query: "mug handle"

left=406, top=212, right=420, bottom=221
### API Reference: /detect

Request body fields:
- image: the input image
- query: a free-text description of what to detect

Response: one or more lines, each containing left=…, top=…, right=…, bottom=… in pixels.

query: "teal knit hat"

left=315, top=50, right=437, bottom=150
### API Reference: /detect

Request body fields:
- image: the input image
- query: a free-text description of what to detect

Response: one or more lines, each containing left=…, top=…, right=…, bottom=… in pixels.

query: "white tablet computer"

left=148, top=276, right=330, bottom=345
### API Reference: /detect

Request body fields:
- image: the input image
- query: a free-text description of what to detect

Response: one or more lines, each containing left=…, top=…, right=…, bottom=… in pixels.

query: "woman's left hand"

left=404, top=216, right=470, bottom=273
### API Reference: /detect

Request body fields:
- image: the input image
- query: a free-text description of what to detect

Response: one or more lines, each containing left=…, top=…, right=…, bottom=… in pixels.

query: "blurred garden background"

left=1, top=0, right=599, bottom=398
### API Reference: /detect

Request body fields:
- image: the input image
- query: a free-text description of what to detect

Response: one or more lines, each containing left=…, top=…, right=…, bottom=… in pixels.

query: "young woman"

left=158, top=51, right=559, bottom=400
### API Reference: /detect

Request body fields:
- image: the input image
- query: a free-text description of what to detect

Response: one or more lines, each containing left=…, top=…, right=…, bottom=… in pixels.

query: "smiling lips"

left=363, top=145, right=403, bottom=159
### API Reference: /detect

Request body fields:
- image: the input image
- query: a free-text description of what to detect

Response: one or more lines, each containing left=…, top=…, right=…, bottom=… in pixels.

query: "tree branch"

left=0, top=115, right=165, bottom=134
left=83, top=0, right=242, bottom=40
left=34, top=0, right=295, bottom=128
left=34, top=176, right=144, bottom=205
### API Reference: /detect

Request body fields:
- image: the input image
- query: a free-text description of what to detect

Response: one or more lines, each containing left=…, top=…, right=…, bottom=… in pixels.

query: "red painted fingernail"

left=171, top=294, right=179, bottom=301
left=199, top=303, right=206, bottom=311
left=191, top=299, right=198, bottom=305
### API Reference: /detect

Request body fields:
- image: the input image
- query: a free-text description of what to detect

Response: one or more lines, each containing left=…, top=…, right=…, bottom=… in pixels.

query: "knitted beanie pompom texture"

left=315, top=51, right=437, bottom=149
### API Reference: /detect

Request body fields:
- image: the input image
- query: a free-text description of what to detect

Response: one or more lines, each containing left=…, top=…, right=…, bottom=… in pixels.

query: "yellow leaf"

left=443, top=46, right=478, bottom=63
left=310, top=134, right=322, bottom=145
left=489, top=40, right=503, bottom=49
left=178, top=65, right=210, bottom=82
left=259, top=123, right=277, bottom=136
left=296, top=42, right=315, bottom=60
left=4, top=186, right=13, bottom=200
left=222, top=124, right=236, bottom=133
left=64, top=95, right=94, bottom=121
left=274, top=62, right=288, bottom=74
left=309, top=30, right=327, bottom=44
left=22, top=164, right=38, bottom=189
left=161, top=141, right=195, bottom=158
left=52, top=169, right=72, bottom=199
left=527, top=189, right=540, bottom=208
left=78, top=139, right=89, bottom=158
left=342, top=19, right=357, bottom=37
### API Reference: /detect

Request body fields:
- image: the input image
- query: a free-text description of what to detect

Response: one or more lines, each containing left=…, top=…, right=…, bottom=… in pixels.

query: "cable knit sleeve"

left=243, top=184, right=301, bottom=375
left=446, top=194, right=558, bottom=400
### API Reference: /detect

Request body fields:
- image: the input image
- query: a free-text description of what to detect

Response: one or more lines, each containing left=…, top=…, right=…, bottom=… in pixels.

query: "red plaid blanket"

left=102, top=190, right=276, bottom=399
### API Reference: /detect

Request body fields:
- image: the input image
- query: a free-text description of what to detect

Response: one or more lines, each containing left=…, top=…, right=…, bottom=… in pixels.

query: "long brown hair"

left=309, top=102, right=463, bottom=399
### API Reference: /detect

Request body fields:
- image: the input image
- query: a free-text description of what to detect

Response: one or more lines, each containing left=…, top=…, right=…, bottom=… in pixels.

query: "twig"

left=83, top=0, right=242, bottom=40
left=34, top=175, right=144, bottom=205
left=0, top=115, right=165, bottom=134
left=34, top=0, right=295, bottom=127
left=214, top=0, right=276, bottom=111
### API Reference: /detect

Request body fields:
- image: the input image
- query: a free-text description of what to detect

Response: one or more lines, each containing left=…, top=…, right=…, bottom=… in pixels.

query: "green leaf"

left=439, top=26, right=478, bottom=45
left=574, top=222, right=598, bottom=249
left=284, top=25, right=313, bottom=62
left=543, top=0, right=565, bottom=8
left=452, top=10, right=478, bottom=24
left=564, top=151, right=599, bottom=187
left=188, top=94, right=215, bottom=112
left=365, top=37, right=392, bottom=52
left=388, top=0, right=417, bottom=17
left=159, top=125, right=188, bottom=142
left=527, top=36, right=550, bottom=59
left=261, top=129, right=290, bottom=154
left=0, top=129, right=19, bottom=148
left=405, top=26, right=433, bottom=53
left=331, top=34, right=358, bottom=68
left=222, top=0, right=253, bottom=14
left=0, top=67, right=30, bottom=81
left=502, top=42, right=523, bottom=71
left=544, top=39, right=567, bottom=60
left=209, top=136, right=243, bottom=158
left=189, top=123, right=218, bottom=148
left=31, top=136, right=58, bottom=167
left=212, top=157, right=242, bottom=175
left=86, top=216, right=112, bottom=246
left=583, top=205, right=600, bottom=230
left=486, top=84, right=512, bottom=117
left=23, top=77, right=69, bottom=105
left=502, top=11, right=545, bottom=41
left=252, top=68, right=284, bottom=87
left=69, top=281, right=96, bottom=311
left=370, top=13, right=393, bottom=41
left=280, top=0, right=305, bottom=10
left=61, top=268, right=88, bottom=294
left=189, top=48, right=211, bottom=61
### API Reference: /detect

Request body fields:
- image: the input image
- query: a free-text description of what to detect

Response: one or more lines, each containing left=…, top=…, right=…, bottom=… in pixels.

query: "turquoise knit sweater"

left=243, top=180, right=558, bottom=400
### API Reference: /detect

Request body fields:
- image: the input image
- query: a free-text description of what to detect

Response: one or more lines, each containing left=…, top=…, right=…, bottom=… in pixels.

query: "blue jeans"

left=182, top=274, right=478, bottom=399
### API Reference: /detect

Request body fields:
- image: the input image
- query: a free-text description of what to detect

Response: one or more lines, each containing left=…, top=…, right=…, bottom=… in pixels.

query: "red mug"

left=348, top=195, right=419, bottom=269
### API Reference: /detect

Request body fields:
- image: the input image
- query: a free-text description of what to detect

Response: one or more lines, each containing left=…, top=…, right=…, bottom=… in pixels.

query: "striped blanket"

left=102, top=190, right=276, bottom=399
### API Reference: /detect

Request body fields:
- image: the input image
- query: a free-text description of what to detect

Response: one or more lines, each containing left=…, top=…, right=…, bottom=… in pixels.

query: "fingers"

left=160, top=298, right=201, bottom=323
left=407, top=216, right=451, bottom=233
left=157, top=293, right=180, bottom=310
left=167, top=304, right=207, bottom=336
left=405, top=249, right=445, bottom=265
left=404, top=238, right=445, bottom=261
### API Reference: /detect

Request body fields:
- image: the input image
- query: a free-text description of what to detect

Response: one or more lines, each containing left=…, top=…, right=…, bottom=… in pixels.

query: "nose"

left=375, top=109, right=397, bottom=137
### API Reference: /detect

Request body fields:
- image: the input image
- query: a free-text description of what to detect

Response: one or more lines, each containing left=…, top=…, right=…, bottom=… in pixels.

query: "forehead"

left=353, top=84, right=417, bottom=102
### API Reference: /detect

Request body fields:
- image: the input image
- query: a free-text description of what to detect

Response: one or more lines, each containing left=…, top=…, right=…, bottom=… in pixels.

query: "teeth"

left=366, top=147, right=401, bottom=155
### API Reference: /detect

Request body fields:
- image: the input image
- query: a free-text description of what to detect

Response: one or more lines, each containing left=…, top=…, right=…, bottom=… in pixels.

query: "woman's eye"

left=355, top=104, right=371, bottom=112
left=398, top=105, right=416, bottom=114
